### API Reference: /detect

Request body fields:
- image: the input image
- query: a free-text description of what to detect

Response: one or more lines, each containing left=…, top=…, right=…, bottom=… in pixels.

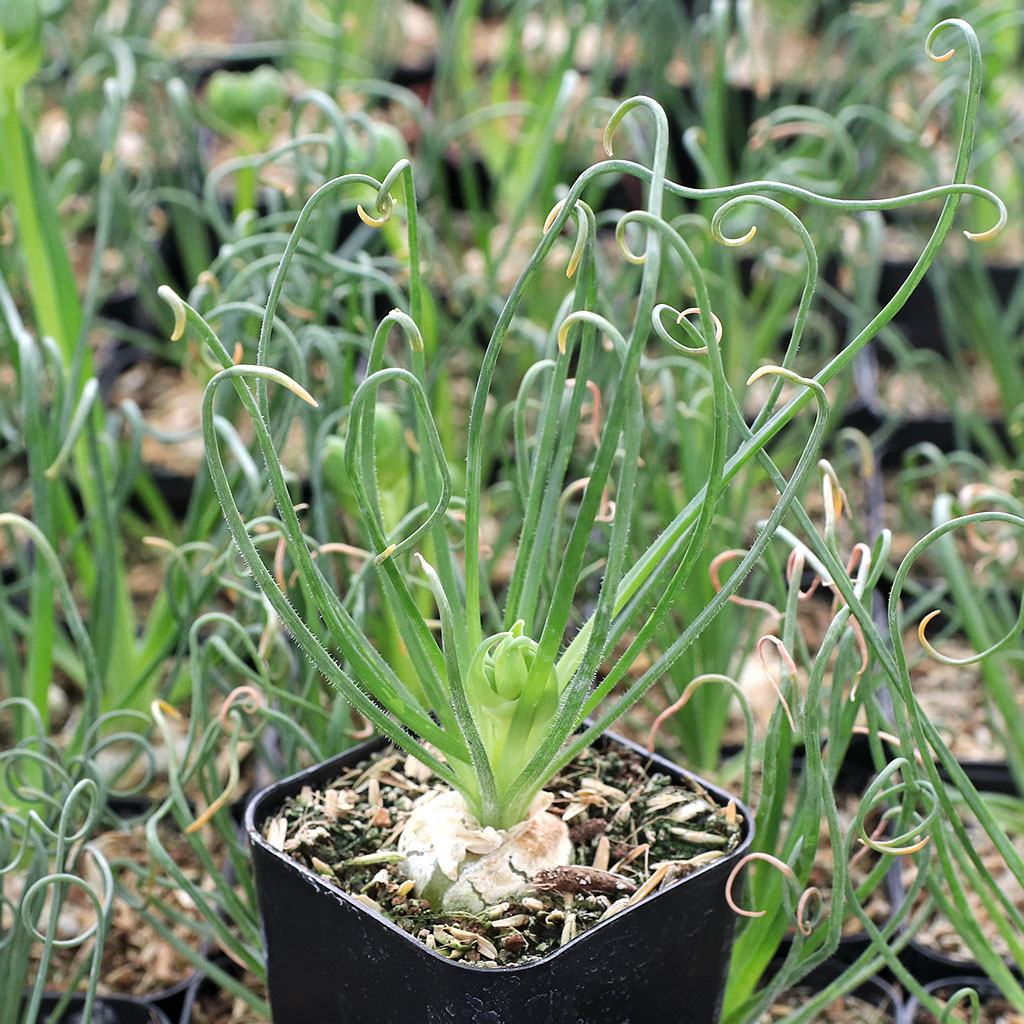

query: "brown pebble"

left=502, top=933, right=527, bottom=953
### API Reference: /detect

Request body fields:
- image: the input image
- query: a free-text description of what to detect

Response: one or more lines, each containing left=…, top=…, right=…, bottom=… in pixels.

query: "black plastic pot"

left=937, top=760, right=1021, bottom=798
left=246, top=729, right=754, bottom=1024
left=787, top=732, right=897, bottom=795
left=138, top=465, right=199, bottom=521
left=179, top=954, right=223, bottom=1024
left=873, top=261, right=1019, bottom=360
left=838, top=405, right=1014, bottom=470
left=902, top=975, right=1008, bottom=1024
left=821, top=964, right=901, bottom=1019
left=144, top=975, right=195, bottom=1024
left=663, top=83, right=816, bottom=192
left=23, top=994, right=172, bottom=1024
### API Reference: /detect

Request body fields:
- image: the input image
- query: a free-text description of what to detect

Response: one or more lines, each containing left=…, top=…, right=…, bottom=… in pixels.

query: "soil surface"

left=908, top=648, right=1002, bottom=763
left=192, top=971, right=269, bottom=1024
left=760, top=989, right=896, bottom=1024
left=904, top=798, right=1024, bottom=965
left=265, top=742, right=743, bottom=966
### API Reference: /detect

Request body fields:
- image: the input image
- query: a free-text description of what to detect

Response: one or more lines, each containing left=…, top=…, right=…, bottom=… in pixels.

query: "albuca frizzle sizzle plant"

left=160, top=20, right=1004, bottom=834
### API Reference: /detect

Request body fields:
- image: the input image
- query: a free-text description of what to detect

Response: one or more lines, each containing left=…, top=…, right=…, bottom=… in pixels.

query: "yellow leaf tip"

left=158, top=285, right=187, bottom=341
left=357, top=203, right=389, bottom=228
left=375, top=543, right=397, bottom=565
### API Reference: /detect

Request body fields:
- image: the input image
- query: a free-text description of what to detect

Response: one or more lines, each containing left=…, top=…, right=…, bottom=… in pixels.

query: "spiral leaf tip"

left=357, top=203, right=390, bottom=228
left=722, top=225, right=757, bottom=247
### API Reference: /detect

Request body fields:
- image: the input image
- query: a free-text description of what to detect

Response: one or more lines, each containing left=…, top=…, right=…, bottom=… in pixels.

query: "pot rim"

left=27, top=991, right=174, bottom=1024
left=245, top=727, right=753, bottom=974
left=902, top=973, right=1009, bottom=1024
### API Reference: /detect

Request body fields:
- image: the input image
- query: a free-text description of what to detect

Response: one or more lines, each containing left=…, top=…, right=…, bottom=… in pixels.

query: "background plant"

left=0, top=2, right=229, bottom=722
left=0, top=515, right=157, bottom=1019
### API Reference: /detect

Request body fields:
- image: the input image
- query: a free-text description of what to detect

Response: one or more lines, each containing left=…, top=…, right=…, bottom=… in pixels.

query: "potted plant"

left=159, top=15, right=1005, bottom=1019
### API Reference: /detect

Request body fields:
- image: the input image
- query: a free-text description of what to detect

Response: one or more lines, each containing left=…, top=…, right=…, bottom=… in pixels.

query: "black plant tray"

left=902, top=974, right=1010, bottom=1024
left=246, top=729, right=753, bottom=1024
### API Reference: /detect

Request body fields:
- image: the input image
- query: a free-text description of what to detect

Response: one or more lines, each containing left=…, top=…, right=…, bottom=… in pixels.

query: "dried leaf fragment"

left=311, top=857, right=336, bottom=880
left=265, top=816, right=287, bottom=851
left=667, top=827, right=729, bottom=846
left=490, top=914, right=530, bottom=929
left=667, top=799, right=713, bottom=823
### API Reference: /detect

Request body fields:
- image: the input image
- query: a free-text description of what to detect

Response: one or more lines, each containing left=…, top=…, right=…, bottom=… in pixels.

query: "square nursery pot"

left=246, top=730, right=754, bottom=1024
